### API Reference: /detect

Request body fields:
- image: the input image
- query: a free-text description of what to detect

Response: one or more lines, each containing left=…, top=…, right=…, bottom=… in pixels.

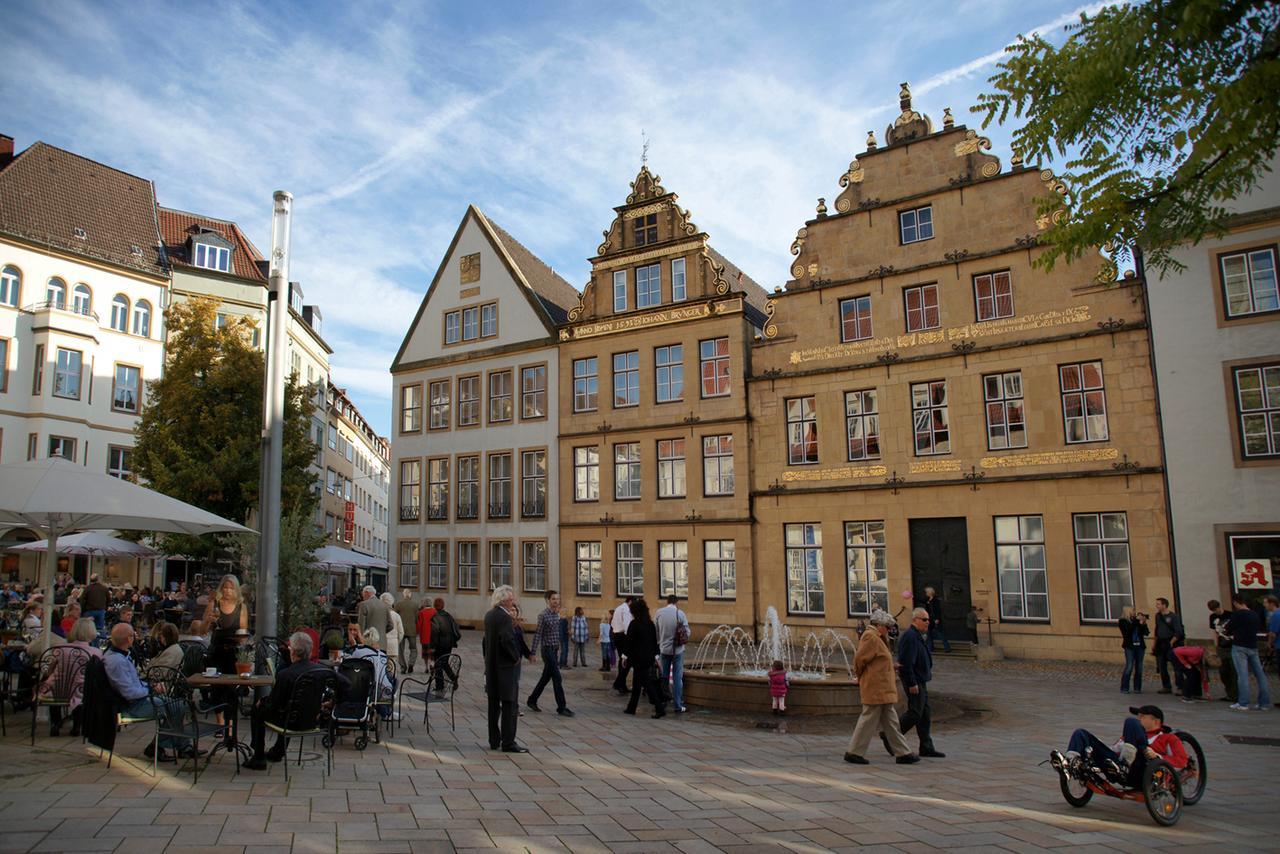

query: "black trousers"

left=487, top=693, right=517, bottom=749
left=249, top=698, right=287, bottom=757
left=625, top=663, right=663, bottom=714
left=527, top=648, right=566, bottom=710
left=611, top=630, right=631, bottom=692
left=899, top=683, right=934, bottom=752
left=1154, top=640, right=1173, bottom=689
left=433, top=654, right=457, bottom=692
left=1217, top=648, right=1238, bottom=701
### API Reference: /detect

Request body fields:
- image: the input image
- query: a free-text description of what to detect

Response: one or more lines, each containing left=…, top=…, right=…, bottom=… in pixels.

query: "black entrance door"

left=908, top=518, right=972, bottom=634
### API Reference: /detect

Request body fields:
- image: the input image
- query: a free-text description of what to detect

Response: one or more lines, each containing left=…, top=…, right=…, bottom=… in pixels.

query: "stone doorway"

left=908, top=517, right=973, bottom=634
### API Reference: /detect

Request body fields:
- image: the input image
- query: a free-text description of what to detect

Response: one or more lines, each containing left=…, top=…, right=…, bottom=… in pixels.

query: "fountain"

left=683, top=606, right=890, bottom=715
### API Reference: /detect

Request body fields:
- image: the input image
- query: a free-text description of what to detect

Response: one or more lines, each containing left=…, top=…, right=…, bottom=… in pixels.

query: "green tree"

left=974, top=0, right=1280, bottom=277
left=133, top=297, right=320, bottom=567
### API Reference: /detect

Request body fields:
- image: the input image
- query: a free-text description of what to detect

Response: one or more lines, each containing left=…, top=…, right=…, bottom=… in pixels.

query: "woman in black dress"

left=624, top=599, right=665, bottom=718
left=202, top=574, right=249, bottom=721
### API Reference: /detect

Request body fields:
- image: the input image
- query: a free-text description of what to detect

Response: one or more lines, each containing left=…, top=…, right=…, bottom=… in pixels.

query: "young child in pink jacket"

left=768, top=659, right=789, bottom=715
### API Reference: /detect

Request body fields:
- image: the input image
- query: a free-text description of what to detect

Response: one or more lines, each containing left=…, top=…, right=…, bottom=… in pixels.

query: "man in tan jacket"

left=845, top=610, right=919, bottom=765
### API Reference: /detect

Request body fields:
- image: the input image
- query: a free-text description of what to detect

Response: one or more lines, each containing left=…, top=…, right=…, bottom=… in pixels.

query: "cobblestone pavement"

left=1, top=645, right=1277, bottom=853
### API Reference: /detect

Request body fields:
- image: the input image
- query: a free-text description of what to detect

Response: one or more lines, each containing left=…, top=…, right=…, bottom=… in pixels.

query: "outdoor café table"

left=185, top=672, right=274, bottom=773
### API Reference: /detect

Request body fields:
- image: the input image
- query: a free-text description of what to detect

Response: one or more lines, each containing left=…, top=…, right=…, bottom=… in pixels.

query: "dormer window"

left=192, top=240, right=231, bottom=272
left=633, top=212, right=658, bottom=247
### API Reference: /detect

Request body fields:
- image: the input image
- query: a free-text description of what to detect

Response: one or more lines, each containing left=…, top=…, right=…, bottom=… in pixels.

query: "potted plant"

left=322, top=628, right=344, bottom=661
left=234, top=644, right=255, bottom=676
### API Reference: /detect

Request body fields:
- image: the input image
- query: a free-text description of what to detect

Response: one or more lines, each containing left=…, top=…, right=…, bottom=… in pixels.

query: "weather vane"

left=641, top=129, right=649, bottom=167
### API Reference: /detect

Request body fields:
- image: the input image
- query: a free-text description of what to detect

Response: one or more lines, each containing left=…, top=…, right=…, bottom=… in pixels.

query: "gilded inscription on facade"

left=459, top=252, right=480, bottom=284
left=782, top=464, right=887, bottom=483
left=789, top=305, right=1092, bottom=365
left=565, top=298, right=743, bottom=340
left=909, top=460, right=962, bottom=474
left=980, top=447, right=1119, bottom=469
left=593, top=239, right=703, bottom=270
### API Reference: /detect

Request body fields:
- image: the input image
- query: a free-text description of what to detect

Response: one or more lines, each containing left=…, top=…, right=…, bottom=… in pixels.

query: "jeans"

left=600, top=642, right=613, bottom=670
left=572, top=641, right=587, bottom=667
left=528, top=647, right=567, bottom=710
left=1121, top=646, right=1144, bottom=692
left=1068, top=717, right=1147, bottom=785
left=1232, top=645, right=1272, bottom=707
left=85, top=609, right=106, bottom=633
left=120, top=695, right=188, bottom=749
left=660, top=651, right=684, bottom=710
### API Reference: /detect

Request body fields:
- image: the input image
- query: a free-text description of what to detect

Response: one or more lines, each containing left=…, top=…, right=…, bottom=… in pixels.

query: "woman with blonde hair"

left=41, top=617, right=102, bottom=737
left=1117, top=605, right=1148, bottom=694
left=203, top=574, right=249, bottom=719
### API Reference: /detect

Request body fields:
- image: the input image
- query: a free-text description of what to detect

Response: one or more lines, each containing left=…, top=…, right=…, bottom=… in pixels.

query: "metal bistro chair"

left=31, top=646, right=91, bottom=744
left=378, top=656, right=398, bottom=740
left=144, top=666, right=228, bottom=783
left=177, top=641, right=208, bottom=677
left=268, top=670, right=340, bottom=780
left=396, top=653, right=461, bottom=736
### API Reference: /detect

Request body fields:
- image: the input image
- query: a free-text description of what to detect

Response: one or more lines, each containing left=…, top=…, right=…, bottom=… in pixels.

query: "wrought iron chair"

left=31, top=646, right=91, bottom=744
left=396, top=653, right=461, bottom=736
left=267, top=669, right=341, bottom=780
left=144, top=665, right=228, bottom=782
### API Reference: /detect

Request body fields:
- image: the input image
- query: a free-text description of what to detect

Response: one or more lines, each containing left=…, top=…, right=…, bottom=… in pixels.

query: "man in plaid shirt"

left=526, top=590, right=575, bottom=716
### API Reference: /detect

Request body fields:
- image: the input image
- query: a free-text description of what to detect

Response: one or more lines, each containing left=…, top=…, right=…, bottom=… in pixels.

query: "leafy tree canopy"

left=974, top=0, right=1280, bottom=277
left=133, top=297, right=319, bottom=561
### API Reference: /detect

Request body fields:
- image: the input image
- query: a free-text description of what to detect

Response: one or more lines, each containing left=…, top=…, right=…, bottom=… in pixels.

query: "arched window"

left=111, top=294, right=130, bottom=332
left=72, top=283, right=92, bottom=315
left=46, top=277, right=67, bottom=310
left=0, top=266, right=19, bottom=307
left=132, top=300, right=151, bottom=337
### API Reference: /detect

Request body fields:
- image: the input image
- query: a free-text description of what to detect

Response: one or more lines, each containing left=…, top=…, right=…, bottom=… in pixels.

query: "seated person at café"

left=244, top=632, right=351, bottom=770
left=345, top=627, right=395, bottom=718
left=179, top=619, right=210, bottom=647
left=102, top=623, right=199, bottom=760
left=42, top=617, right=103, bottom=736
left=148, top=622, right=184, bottom=670
left=21, top=602, right=43, bottom=632
left=58, top=602, right=82, bottom=637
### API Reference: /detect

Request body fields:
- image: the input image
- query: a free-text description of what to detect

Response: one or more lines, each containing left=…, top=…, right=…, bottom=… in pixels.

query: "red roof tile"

left=158, top=206, right=267, bottom=282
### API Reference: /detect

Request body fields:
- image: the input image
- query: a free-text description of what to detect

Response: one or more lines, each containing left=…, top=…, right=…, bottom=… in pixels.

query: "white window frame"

left=899, top=205, right=934, bottom=244
left=1220, top=246, right=1279, bottom=318
left=612, top=351, right=639, bottom=408
left=995, top=515, right=1049, bottom=621
left=785, top=523, right=824, bottom=616
left=576, top=541, right=602, bottom=595
left=614, top=442, right=641, bottom=500
left=702, top=434, right=734, bottom=496
left=573, top=446, right=599, bottom=502
left=658, top=540, right=688, bottom=598
left=704, top=540, right=736, bottom=599
left=573, top=357, right=598, bottom=412
left=839, top=295, right=872, bottom=342
left=655, top=344, right=683, bottom=403
left=522, top=541, right=547, bottom=592
left=636, top=263, right=661, bottom=308
left=911, top=380, right=950, bottom=456
left=1073, top=512, right=1132, bottom=622
left=845, top=521, right=887, bottom=617
left=657, top=438, right=686, bottom=498
left=1060, top=361, right=1108, bottom=443
left=671, top=258, right=686, bottom=301
left=616, top=541, right=644, bottom=596
left=613, top=270, right=628, bottom=312
left=984, top=371, right=1027, bottom=450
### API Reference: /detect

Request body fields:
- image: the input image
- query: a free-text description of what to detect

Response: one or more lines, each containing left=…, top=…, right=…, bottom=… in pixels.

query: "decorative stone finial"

left=866, top=130, right=878, bottom=150
left=816, top=197, right=828, bottom=217
left=943, top=107, right=954, bottom=128
left=899, top=82, right=912, bottom=111
left=886, top=81, right=932, bottom=144
left=1011, top=150, right=1023, bottom=168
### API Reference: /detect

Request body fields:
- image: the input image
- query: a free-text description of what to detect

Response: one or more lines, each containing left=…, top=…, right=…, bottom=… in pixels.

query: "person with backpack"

left=655, top=594, right=690, bottom=713
left=429, top=598, right=461, bottom=697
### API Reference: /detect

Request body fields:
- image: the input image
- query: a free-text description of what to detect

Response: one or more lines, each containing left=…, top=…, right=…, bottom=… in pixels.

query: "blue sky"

left=0, top=0, right=1104, bottom=436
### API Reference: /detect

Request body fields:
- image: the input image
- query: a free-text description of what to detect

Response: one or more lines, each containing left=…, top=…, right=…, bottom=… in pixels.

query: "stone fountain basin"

left=683, top=667, right=906, bottom=716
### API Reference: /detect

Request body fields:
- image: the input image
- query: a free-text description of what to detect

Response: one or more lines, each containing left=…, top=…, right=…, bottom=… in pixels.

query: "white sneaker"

left=1117, top=743, right=1137, bottom=765
left=1229, top=703, right=1250, bottom=710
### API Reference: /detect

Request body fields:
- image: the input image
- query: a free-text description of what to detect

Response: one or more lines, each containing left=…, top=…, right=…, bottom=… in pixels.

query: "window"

left=0, top=266, right=19, bottom=306
left=426, top=458, right=449, bottom=520
left=613, top=351, right=639, bottom=407
left=399, top=541, right=421, bottom=589
left=1220, top=246, right=1279, bottom=317
left=0, top=338, right=9, bottom=393
left=633, top=212, right=657, bottom=247
left=521, top=450, right=546, bottom=517
left=844, top=390, right=880, bottom=460
left=480, top=303, right=497, bottom=337
left=1060, top=361, right=1108, bottom=443
left=324, top=514, right=335, bottom=535
left=457, top=541, right=479, bottom=590
left=845, top=521, right=887, bottom=616
left=1234, top=363, right=1280, bottom=458
left=457, top=455, right=479, bottom=519
left=427, top=542, right=448, bottom=589
left=328, top=423, right=337, bottom=449
left=657, top=540, right=688, bottom=598
left=657, top=438, right=686, bottom=498
left=702, top=434, right=734, bottom=496
left=899, top=205, right=933, bottom=244
left=617, top=541, right=644, bottom=596
left=53, top=348, right=82, bottom=399
left=344, top=436, right=354, bottom=463
left=521, top=365, right=547, bottom=419
left=983, top=371, right=1026, bottom=450
left=106, top=446, right=133, bottom=480
left=996, top=515, right=1048, bottom=620
left=489, top=541, right=512, bottom=590
left=785, top=523, right=824, bottom=615
left=72, top=284, right=91, bottom=315
left=27, top=433, right=37, bottom=461
left=700, top=338, right=730, bottom=398
left=904, top=284, right=940, bottom=332
left=444, top=311, right=460, bottom=344
left=112, top=364, right=140, bottom=413
left=614, top=442, right=641, bottom=500
left=488, top=452, right=511, bottom=518
left=974, top=271, right=1014, bottom=321
left=428, top=379, right=450, bottom=429
left=576, top=542, right=602, bottom=595
left=32, top=344, right=43, bottom=395
left=132, top=300, right=151, bottom=337
left=911, top=380, right=950, bottom=455
left=457, top=376, right=480, bottom=426
left=704, top=540, right=736, bottom=599
left=1074, top=512, right=1132, bottom=621
left=46, top=277, right=67, bottom=309
left=522, top=541, right=547, bottom=592
left=671, top=258, right=686, bottom=302
left=573, top=357, right=598, bottom=411
left=613, top=270, right=627, bottom=312
left=193, top=242, right=230, bottom=272
left=400, top=384, right=423, bottom=433
left=488, top=370, right=513, bottom=423
left=574, top=446, right=599, bottom=502
left=636, top=263, right=661, bottom=308
left=786, top=397, right=819, bottom=464
left=49, top=435, right=76, bottom=462
left=655, top=345, right=683, bottom=403
left=399, top=460, right=421, bottom=521
left=327, top=468, right=337, bottom=494
left=840, top=296, right=873, bottom=342
left=462, top=306, right=479, bottom=340
left=110, top=295, right=129, bottom=332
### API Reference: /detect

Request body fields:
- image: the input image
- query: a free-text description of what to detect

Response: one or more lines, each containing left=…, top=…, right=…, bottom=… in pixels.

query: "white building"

left=390, top=206, right=579, bottom=622
left=0, top=135, right=167, bottom=582
left=321, top=381, right=390, bottom=590
left=1147, top=161, right=1280, bottom=628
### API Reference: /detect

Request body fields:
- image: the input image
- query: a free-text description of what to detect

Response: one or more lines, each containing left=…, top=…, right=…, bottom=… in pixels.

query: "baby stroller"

left=324, top=657, right=376, bottom=751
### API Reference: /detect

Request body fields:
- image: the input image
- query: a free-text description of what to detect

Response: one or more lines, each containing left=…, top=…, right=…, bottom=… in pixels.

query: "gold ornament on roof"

left=954, top=129, right=992, bottom=157
left=943, top=107, right=954, bottom=128
left=866, top=130, right=878, bottom=149
left=893, top=82, right=922, bottom=127
left=816, top=197, right=828, bottom=216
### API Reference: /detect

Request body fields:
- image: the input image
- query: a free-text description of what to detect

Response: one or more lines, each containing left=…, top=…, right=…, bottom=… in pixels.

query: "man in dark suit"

left=897, top=607, right=945, bottom=758
left=483, top=584, right=527, bottom=753
left=923, top=587, right=951, bottom=652
left=244, top=632, right=350, bottom=770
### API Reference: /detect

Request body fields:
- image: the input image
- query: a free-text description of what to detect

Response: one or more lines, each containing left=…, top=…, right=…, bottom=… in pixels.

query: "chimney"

left=0, top=135, right=14, bottom=171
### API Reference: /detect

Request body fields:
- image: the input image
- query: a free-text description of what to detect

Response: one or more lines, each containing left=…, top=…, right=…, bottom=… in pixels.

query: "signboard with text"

left=344, top=501, right=355, bottom=543
left=1234, top=558, right=1273, bottom=589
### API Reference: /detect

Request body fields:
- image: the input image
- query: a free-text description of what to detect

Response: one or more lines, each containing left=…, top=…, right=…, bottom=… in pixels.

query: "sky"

left=0, top=0, right=1106, bottom=437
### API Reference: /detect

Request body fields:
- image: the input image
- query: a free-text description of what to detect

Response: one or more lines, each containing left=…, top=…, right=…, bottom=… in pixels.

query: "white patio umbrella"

left=8, top=531, right=161, bottom=558
left=311, top=544, right=389, bottom=570
left=0, top=458, right=254, bottom=641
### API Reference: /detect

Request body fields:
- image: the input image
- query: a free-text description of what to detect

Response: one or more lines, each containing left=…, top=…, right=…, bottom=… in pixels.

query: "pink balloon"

left=901, top=590, right=913, bottom=600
